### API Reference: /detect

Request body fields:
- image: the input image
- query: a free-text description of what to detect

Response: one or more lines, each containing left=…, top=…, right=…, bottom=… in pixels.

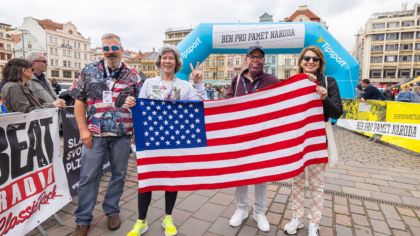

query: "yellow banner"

left=339, top=99, right=420, bottom=153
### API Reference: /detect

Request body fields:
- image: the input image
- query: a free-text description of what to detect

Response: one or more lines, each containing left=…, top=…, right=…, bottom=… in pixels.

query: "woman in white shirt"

left=125, top=45, right=206, bottom=236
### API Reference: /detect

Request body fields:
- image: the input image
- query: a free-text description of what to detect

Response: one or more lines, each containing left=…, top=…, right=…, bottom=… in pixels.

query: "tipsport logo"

left=317, top=37, right=347, bottom=68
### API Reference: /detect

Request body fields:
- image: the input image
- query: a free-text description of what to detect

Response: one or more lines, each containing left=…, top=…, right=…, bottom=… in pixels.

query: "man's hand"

left=53, top=99, right=67, bottom=108
left=80, top=128, right=93, bottom=149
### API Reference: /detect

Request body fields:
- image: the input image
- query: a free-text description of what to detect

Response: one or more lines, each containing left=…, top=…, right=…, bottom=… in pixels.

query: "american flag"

left=132, top=74, right=328, bottom=192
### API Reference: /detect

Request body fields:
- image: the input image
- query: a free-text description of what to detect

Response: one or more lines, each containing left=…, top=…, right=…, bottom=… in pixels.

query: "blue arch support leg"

left=176, top=22, right=359, bottom=98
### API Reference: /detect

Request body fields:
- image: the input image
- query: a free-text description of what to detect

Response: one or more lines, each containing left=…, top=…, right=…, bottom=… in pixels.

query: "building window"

left=84, top=54, right=87, bottom=60
left=399, top=55, right=412, bottom=62
left=217, top=59, right=224, bottom=66
left=285, top=58, right=291, bottom=66
left=370, top=70, right=381, bottom=78
left=371, top=45, right=383, bottom=51
left=235, top=58, right=239, bottom=65
left=385, top=55, right=397, bottom=62
left=384, top=69, right=396, bottom=78
left=284, top=70, right=291, bottom=78
left=387, top=22, right=399, bottom=28
left=271, top=67, right=276, bottom=75
left=414, top=55, right=420, bottom=62
left=386, top=33, right=399, bottom=40
left=414, top=69, right=420, bottom=77
left=402, top=21, right=414, bottom=27
left=385, top=44, right=398, bottom=51
left=227, top=59, right=232, bottom=66
left=399, top=69, right=410, bottom=78
left=75, top=72, right=80, bottom=78
left=400, top=44, right=413, bottom=50
left=401, top=32, right=414, bottom=40
left=50, top=59, right=54, bottom=66
left=372, top=23, right=385, bottom=29
left=372, top=34, right=384, bottom=41
left=55, top=48, right=58, bottom=55
left=63, top=60, right=67, bottom=67
left=50, top=36, right=53, bottom=43
left=63, top=70, right=72, bottom=78
left=370, top=56, right=383, bottom=63
left=51, top=70, right=59, bottom=77
left=417, top=32, right=420, bottom=39
left=271, top=56, right=276, bottom=64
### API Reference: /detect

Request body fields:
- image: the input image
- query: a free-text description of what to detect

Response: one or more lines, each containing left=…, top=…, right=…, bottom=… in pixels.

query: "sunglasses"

left=248, top=55, right=264, bottom=60
left=303, top=56, right=321, bottom=62
left=102, top=45, right=121, bottom=52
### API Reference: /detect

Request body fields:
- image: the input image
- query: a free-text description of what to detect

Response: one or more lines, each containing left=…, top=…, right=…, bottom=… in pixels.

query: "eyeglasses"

left=33, top=60, right=47, bottom=63
left=303, top=56, right=321, bottom=62
left=102, top=45, right=121, bottom=52
left=248, top=55, right=264, bottom=60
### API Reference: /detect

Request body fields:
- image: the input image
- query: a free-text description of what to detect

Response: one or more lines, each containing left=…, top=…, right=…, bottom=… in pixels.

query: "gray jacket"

left=27, top=73, right=57, bottom=103
left=1, top=82, right=54, bottom=113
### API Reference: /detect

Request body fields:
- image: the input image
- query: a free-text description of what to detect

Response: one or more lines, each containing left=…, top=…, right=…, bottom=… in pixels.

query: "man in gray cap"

left=227, top=45, right=278, bottom=232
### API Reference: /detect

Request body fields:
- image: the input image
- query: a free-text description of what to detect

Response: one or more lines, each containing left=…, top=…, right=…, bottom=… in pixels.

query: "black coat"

left=316, top=74, right=343, bottom=121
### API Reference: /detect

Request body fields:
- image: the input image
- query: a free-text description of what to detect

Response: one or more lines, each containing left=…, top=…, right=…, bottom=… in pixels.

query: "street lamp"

left=18, top=29, right=28, bottom=58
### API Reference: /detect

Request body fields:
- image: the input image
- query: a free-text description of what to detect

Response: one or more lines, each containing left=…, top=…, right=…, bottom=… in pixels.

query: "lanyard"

left=241, top=77, right=260, bottom=95
left=159, top=78, right=176, bottom=100
left=102, top=60, right=123, bottom=91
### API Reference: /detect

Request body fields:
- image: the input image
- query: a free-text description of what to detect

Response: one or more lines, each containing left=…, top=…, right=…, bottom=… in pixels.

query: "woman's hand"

left=53, top=99, right=66, bottom=108
left=124, top=96, right=136, bottom=108
left=305, top=73, right=317, bottom=82
left=316, top=86, right=328, bottom=100
left=190, top=62, right=203, bottom=84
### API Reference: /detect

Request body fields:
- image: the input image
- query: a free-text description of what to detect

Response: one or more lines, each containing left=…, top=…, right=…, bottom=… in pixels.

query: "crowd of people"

left=356, top=78, right=420, bottom=103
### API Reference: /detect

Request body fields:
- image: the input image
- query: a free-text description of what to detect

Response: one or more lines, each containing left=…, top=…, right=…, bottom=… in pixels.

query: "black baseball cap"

left=246, top=45, right=265, bottom=56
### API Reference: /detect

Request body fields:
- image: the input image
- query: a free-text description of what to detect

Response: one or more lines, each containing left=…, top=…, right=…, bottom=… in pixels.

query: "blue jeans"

left=75, top=136, right=131, bottom=225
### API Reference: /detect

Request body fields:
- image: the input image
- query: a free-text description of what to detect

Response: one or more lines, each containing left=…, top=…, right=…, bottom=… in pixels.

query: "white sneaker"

left=308, top=223, right=320, bottom=236
left=283, top=216, right=304, bottom=234
left=252, top=213, right=270, bottom=232
left=229, top=208, right=248, bottom=227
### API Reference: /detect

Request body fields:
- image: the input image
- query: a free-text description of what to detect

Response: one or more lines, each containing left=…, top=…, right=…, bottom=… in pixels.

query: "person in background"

left=382, top=84, right=394, bottom=101
left=396, top=85, right=414, bottom=102
left=1, top=58, right=63, bottom=113
left=71, top=33, right=141, bottom=236
left=51, top=78, right=61, bottom=95
left=227, top=45, right=278, bottom=232
left=283, top=46, right=342, bottom=236
left=26, top=51, right=65, bottom=105
left=125, top=45, right=206, bottom=236
left=360, top=79, right=384, bottom=101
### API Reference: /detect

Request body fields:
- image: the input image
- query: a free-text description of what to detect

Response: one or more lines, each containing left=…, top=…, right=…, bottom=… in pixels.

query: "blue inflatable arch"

left=175, top=22, right=359, bottom=98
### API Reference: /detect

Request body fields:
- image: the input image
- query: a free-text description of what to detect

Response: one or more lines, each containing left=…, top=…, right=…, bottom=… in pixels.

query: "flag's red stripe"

left=138, top=143, right=326, bottom=179
left=207, top=114, right=324, bottom=146
left=137, top=128, right=325, bottom=165
left=137, top=158, right=327, bottom=192
left=205, top=100, right=322, bottom=132
left=204, top=85, right=316, bottom=116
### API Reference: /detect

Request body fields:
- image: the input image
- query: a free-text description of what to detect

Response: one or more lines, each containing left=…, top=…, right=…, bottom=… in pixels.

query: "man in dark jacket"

left=361, top=79, right=384, bottom=101
left=227, top=45, right=278, bottom=232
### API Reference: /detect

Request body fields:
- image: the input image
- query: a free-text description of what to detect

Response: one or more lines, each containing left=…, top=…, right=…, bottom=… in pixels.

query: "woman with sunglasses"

left=125, top=45, right=206, bottom=236
left=1, top=58, right=62, bottom=113
left=283, top=46, right=342, bottom=236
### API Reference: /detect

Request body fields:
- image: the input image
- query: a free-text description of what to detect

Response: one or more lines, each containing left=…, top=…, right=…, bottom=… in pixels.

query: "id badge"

left=103, top=91, right=113, bottom=104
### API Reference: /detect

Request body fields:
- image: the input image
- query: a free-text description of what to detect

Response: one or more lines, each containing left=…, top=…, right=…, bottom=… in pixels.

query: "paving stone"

left=354, top=225, right=373, bottom=236
left=371, top=219, right=391, bottom=234
left=335, top=225, right=354, bottom=236
left=209, top=192, right=234, bottom=206
left=336, top=214, right=352, bottom=227
left=320, top=216, right=333, bottom=227
left=178, top=217, right=211, bottom=236
left=319, top=226, right=334, bottom=236
left=401, top=216, right=420, bottom=227
left=386, top=219, right=407, bottom=230
left=274, top=194, right=289, bottom=203
left=371, top=192, right=402, bottom=203
left=270, top=202, right=285, bottom=214
left=367, top=210, right=385, bottom=220
left=207, top=217, right=240, bottom=236
left=409, top=226, right=420, bottom=235
left=343, top=186, right=372, bottom=197
left=334, top=204, right=349, bottom=215
left=322, top=207, right=333, bottom=217
left=355, top=182, right=381, bottom=192
left=238, top=224, right=259, bottom=236
left=401, top=196, right=420, bottom=206
left=176, top=194, right=208, bottom=212
left=380, top=204, right=401, bottom=220
left=391, top=229, right=411, bottom=236
left=323, top=199, right=332, bottom=208
left=364, top=201, right=380, bottom=211
left=396, top=207, right=416, bottom=217
left=349, top=204, right=365, bottom=214
left=352, top=214, right=370, bottom=227
left=266, top=212, right=282, bottom=225
left=193, top=202, right=226, bottom=222
left=349, top=199, right=363, bottom=206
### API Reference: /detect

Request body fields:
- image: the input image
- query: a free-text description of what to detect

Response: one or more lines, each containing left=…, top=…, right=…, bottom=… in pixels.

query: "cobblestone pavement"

left=28, top=127, right=420, bottom=236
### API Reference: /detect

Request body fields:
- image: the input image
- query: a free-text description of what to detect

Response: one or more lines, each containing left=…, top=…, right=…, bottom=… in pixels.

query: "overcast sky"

left=0, top=0, right=418, bottom=52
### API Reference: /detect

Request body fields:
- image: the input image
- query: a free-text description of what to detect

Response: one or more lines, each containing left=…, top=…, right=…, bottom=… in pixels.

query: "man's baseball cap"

left=246, top=45, right=265, bottom=56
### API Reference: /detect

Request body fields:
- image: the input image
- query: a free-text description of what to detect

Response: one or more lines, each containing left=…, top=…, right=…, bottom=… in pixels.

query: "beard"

left=105, top=54, right=121, bottom=69
left=249, top=63, right=264, bottom=77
